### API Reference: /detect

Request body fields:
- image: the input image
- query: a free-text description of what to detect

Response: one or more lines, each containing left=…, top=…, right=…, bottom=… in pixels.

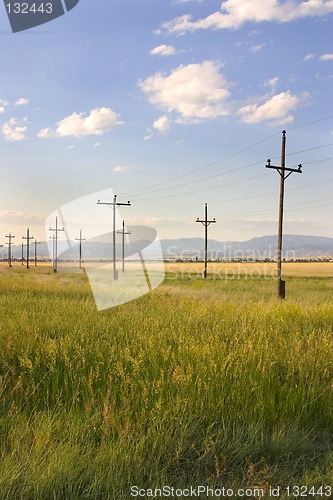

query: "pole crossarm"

left=266, top=160, right=302, bottom=179
left=97, top=195, right=131, bottom=280
left=196, top=219, right=216, bottom=226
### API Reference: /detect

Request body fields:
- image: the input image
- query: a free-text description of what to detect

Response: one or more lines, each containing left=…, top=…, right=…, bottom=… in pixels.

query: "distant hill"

left=160, top=235, right=333, bottom=259
left=2, top=234, right=332, bottom=261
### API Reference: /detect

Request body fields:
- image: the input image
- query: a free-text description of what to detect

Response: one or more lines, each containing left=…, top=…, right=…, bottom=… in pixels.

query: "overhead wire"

left=120, top=115, right=333, bottom=198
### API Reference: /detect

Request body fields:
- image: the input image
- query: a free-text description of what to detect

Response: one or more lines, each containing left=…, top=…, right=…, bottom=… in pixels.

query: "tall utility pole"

left=117, top=220, right=131, bottom=273
left=196, top=203, right=216, bottom=279
left=22, top=228, right=34, bottom=269
left=49, top=216, right=65, bottom=273
left=97, top=195, right=131, bottom=280
left=75, top=230, right=86, bottom=269
left=34, top=240, right=41, bottom=266
left=266, top=130, right=302, bottom=299
left=5, top=233, right=15, bottom=267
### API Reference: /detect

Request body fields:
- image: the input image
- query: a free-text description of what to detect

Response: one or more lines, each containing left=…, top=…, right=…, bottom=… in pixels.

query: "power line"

left=127, top=143, right=333, bottom=201
left=120, top=116, right=333, bottom=198
left=120, top=131, right=281, bottom=197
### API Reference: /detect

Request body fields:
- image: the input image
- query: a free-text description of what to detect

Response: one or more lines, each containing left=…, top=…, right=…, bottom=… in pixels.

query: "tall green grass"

left=0, top=267, right=333, bottom=498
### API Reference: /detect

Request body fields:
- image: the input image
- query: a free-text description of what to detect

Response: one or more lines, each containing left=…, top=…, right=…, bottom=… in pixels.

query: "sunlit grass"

left=0, top=265, right=332, bottom=498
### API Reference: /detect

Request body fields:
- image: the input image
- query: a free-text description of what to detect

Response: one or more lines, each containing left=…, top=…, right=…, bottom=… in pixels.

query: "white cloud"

left=249, top=43, right=266, bottom=53
left=303, top=53, right=315, bottom=62
left=113, top=165, right=129, bottom=174
left=162, top=0, right=333, bottom=34
left=237, top=91, right=306, bottom=125
left=139, top=60, right=231, bottom=122
left=15, top=97, right=29, bottom=106
left=66, top=145, right=75, bottom=150
left=0, top=99, right=9, bottom=114
left=150, top=45, right=177, bottom=57
left=93, top=142, right=101, bottom=148
left=2, top=117, right=28, bottom=142
left=153, top=115, right=171, bottom=133
left=38, top=107, right=123, bottom=139
left=320, top=53, right=333, bottom=61
left=264, top=76, right=279, bottom=88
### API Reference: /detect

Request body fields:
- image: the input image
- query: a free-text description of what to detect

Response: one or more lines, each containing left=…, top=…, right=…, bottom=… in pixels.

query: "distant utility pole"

left=196, top=203, right=216, bottom=279
left=49, top=216, right=65, bottom=273
left=21, top=242, right=24, bottom=266
left=75, top=230, right=86, bottom=269
left=266, top=130, right=302, bottom=299
left=34, top=240, right=41, bottom=266
left=117, top=220, right=131, bottom=273
left=97, top=195, right=131, bottom=281
left=22, top=228, right=34, bottom=269
left=5, top=233, right=15, bottom=267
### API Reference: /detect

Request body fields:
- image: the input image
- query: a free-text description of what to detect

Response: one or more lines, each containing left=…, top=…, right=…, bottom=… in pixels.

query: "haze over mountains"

left=2, top=235, right=332, bottom=261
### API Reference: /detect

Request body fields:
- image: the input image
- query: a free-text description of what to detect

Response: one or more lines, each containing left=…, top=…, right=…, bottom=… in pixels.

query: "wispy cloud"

left=320, top=53, right=333, bottom=61
left=0, top=99, right=9, bottom=114
left=14, top=97, right=29, bottom=106
left=249, top=43, right=266, bottom=53
left=302, top=53, right=315, bottom=62
left=150, top=45, right=177, bottom=57
left=161, top=0, right=333, bottom=34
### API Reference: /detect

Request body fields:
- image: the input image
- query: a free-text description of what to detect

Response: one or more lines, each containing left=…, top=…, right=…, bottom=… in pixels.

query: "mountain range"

left=1, top=234, right=332, bottom=260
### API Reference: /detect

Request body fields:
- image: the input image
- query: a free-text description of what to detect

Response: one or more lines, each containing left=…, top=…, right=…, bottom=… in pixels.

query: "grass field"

left=0, top=263, right=333, bottom=499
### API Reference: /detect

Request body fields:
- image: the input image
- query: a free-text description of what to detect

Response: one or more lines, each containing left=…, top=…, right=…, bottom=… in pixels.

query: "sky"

left=0, top=0, right=332, bottom=247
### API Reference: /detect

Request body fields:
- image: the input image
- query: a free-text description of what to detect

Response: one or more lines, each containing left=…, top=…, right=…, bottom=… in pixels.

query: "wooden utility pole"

left=266, top=130, right=302, bottom=298
left=196, top=203, right=216, bottom=279
left=5, top=233, right=15, bottom=267
left=97, top=195, right=131, bottom=280
left=22, top=227, right=34, bottom=269
left=75, top=230, right=86, bottom=269
left=49, top=216, right=65, bottom=272
left=117, top=220, right=131, bottom=273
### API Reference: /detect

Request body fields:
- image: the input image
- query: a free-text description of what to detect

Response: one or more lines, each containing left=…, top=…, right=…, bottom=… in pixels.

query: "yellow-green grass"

left=0, top=266, right=332, bottom=499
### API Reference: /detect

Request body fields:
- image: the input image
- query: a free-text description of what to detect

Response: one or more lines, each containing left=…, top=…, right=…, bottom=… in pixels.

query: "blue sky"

left=0, top=0, right=332, bottom=245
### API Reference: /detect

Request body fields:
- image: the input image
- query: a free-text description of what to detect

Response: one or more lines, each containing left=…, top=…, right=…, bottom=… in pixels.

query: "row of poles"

left=1, top=132, right=302, bottom=299
left=3, top=218, right=132, bottom=275
left=3, top=229, right=41, bottom=268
